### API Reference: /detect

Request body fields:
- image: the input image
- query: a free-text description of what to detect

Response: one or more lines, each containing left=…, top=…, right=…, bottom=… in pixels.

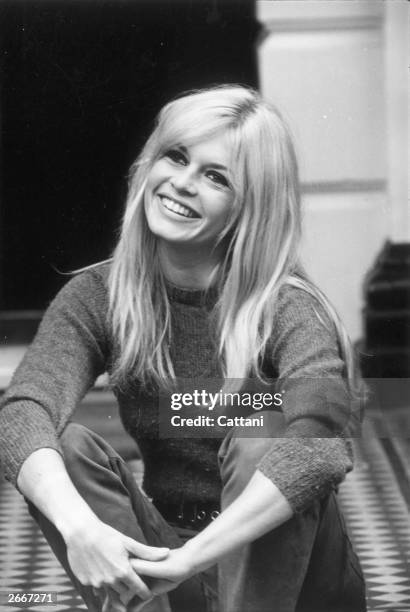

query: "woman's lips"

left=159, top=195, right=200, bottom=219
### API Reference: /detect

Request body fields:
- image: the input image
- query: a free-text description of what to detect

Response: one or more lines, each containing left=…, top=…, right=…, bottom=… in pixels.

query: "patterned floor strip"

left=0, top=436, right=409, bottom=611
left=0, top=481, right=86, bottom=611
left=338, top=436, right=410, bottom=611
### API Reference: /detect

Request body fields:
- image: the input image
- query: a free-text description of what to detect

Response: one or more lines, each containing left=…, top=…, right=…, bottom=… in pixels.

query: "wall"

left=0, top=0, right=259, bottom=310
left=257, top=0, right=408, bottom=340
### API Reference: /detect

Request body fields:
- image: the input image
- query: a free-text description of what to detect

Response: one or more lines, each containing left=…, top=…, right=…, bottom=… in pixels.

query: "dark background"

left=0, top=0, right=258, bottom=310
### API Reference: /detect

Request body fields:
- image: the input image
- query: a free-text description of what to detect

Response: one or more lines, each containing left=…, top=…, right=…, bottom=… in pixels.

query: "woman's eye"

left=164, top=149, right=186, bottom=165
left=207, top=171, right=229, bottom=187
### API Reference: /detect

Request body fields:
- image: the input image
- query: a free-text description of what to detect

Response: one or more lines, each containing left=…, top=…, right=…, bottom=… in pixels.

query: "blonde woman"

left=0, top=86, right=365, bottom=612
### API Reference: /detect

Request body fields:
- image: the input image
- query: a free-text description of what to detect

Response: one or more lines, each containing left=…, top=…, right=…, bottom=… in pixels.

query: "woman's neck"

left=159, top=242, right=224, bottom=290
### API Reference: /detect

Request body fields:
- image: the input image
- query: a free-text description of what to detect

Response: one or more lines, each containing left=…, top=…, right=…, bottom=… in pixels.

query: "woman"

left=0, top=85, right=365, bottom=612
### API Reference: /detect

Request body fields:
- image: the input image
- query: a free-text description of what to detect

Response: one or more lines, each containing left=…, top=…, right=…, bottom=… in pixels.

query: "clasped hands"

left=65, top=519, right=195, bottom=612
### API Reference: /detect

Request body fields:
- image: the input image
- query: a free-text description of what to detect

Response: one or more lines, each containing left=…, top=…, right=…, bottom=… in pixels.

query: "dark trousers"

left=28, top=418, right=366, bottom=612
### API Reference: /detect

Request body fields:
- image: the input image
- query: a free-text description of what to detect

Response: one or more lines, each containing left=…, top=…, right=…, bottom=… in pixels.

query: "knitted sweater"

left=0, top=264, right=356, bottom=513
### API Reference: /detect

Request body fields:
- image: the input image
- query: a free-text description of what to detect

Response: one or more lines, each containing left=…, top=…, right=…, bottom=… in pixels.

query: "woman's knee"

left=59, top=422, right=114, bottom=480
left=219, top=435, right=272, bottom=487
left=59, top=422, right=94, bottom=459
left=218, top=411, right=287, bottom=497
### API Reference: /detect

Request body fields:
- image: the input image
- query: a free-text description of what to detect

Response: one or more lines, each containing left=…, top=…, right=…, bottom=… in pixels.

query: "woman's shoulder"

left=271, top=278, right=341, bottom=355
left=275, top=279, right=332, bottom=325
left=46, top=261, right=112, bottom=323
left=57, top=260, right=111, bottom=299
left=269, top=278, right=345, bottom=377
left=74, top=259, right=111, bottom=286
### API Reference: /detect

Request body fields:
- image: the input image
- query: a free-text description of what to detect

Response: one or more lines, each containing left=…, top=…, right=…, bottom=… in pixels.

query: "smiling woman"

left=0, top=85, right=366, bottom=612
left=144, top=136, right=234, bottom=251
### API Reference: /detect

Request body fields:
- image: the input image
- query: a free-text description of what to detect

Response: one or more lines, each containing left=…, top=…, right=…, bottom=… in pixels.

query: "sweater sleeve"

left=0, top=267, right=110, bottom=486
left=257, top=284, right=360, bottom=513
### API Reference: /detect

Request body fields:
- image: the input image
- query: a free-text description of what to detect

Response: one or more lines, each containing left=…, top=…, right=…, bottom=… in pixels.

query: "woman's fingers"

left=149, top=578, right=178, bottom=597
left=101, top=587, right=127, bottom=612
left=123, top=537, right=169, bottom=561
left=127, top=597, right=154, bottom=612
left=88, top=561, right=152, bottom=606
left=67, top=522, right=169, bottom=605
left=130, top=547, right=193, bottom=590
left=120, top=569, right=152, bottom=603
left=92, top=587, right=107, bottom=606
left=130, top=558, right=162, bottom=578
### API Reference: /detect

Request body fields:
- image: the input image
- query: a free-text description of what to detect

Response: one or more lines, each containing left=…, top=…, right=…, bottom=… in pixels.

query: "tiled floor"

left=0, top=432, right=409, bottom=611
left=338, top=436, right=410, bottom=611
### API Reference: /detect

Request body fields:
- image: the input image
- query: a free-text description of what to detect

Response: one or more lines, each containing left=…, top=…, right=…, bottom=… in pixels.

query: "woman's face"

left=144, top=134, right=235, bottom=250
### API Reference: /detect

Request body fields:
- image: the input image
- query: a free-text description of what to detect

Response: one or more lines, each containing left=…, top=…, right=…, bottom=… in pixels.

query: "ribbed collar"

left=165, top=280, right=219, bottom=308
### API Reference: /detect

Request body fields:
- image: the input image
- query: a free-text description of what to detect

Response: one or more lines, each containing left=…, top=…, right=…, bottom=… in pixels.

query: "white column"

left=257, top=0, right=388, bottom=340
left=384, top=0, right=409, bottom=242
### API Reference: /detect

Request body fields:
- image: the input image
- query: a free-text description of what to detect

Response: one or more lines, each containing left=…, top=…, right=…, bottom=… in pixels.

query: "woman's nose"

left=170, top=168, right=197, bottom=194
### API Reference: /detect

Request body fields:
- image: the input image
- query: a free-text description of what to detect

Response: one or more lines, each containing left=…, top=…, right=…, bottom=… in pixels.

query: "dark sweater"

left=0, top=264, right=356, bottom=513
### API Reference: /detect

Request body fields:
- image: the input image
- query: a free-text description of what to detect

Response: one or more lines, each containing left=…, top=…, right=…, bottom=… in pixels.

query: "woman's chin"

left=148, top=221, right=203, bottom=247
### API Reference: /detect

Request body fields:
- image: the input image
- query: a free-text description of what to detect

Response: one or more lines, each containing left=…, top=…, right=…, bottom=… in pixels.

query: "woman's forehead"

left=185, top=135, right=233, bottom=164
left=160, top=109, right=236, bottom=143
left=161, top=126, right=237, bottom=156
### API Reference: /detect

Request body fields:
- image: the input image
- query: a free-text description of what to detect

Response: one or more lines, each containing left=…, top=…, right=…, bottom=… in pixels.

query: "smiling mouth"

left=159, top=195, right=200, bottom=219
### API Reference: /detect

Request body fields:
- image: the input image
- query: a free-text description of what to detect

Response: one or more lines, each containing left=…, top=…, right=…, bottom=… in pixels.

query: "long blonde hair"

left=108, top=85, right=357, bottom=392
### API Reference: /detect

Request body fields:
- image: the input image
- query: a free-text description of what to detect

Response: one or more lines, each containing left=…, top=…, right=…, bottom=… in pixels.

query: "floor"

left=0, top=400, right=409, bottom=612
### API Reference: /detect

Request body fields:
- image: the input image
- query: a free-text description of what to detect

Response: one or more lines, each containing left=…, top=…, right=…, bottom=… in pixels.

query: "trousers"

left=28, top=416, right=366, bottom=612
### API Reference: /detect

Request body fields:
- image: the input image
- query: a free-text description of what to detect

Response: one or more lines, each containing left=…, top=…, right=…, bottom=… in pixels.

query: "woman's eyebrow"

left=209, top=162, right=229, bottom=171
left=177, top=143, right=229, bottom=171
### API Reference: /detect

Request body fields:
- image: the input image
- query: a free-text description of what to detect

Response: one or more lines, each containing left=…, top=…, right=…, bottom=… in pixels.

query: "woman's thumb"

left=123, top=537, right=169, bottom=560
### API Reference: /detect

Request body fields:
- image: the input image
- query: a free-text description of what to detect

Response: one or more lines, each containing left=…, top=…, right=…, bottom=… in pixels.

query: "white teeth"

left=160, top=196, right=196, bottom=218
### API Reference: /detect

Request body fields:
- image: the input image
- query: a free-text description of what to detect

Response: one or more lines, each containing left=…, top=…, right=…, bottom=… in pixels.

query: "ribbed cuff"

left=257, top=437, right=351, bottom=513
left=0, top=402, right=62, bottom=486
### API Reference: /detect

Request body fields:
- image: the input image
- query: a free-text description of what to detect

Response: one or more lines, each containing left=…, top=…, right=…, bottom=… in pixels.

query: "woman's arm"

left=0, top=269, right=109, bottom=485
left=130, top=470, right=291, bottom=603
left=1, top=267, right=167, bottom=607
left=17, top=448, right=169, bottom=607
left=255, top=284, right=358, bottom=512
left=184, top=470, right=292, bottom=568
